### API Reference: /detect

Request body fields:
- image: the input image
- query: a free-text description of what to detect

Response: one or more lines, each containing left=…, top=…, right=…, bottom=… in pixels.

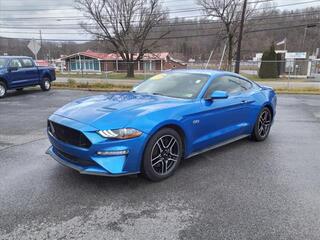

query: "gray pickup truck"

left=0, top=56, right=56, bottom=98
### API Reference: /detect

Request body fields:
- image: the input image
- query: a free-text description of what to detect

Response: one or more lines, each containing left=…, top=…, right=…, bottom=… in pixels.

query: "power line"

left=0, top=0, right=318, bottom=21
left=0, top=0, right=272, bottom=11
left=0, top=22, right=317, bottom=42
left=0, top=0, right=272, bottom=18
left=1, top=8, right=319, bottom=30
left=1, top=16, right=318, bottom=35
left=0, top=0, right=268, bottom=12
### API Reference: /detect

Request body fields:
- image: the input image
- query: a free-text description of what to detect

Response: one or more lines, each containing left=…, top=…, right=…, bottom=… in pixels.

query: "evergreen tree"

left=259, top=44, right=279, bottom=78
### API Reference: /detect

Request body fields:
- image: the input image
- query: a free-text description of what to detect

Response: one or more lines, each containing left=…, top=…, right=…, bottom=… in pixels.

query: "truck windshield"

left=0, top=59, right=7, bottom=68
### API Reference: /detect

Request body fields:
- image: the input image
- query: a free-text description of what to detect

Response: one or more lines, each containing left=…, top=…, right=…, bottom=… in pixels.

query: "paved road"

left=1, top=89, right=320, bottom=239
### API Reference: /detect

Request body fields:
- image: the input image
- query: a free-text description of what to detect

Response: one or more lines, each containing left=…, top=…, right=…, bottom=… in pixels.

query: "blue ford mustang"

left=46, top=70, right=277, bottom=181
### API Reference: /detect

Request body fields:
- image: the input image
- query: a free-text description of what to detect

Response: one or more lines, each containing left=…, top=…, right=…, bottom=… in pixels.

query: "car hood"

left=54, top=92, right=187, bottom=130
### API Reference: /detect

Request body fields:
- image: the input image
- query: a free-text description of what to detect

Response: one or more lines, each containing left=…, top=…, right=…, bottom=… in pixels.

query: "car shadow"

left=4, top=88, right=44, bottom=98
left=49, top=163, right=150, bottom=189
left=38, top=136, right=268, bottom=217
left=181, top=138, right=252, bottom=169
left=47, top=137, right=254, bottom=192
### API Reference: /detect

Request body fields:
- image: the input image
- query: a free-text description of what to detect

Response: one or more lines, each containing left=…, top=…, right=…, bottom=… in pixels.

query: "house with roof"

left=61, top=50, right=187, bottom=72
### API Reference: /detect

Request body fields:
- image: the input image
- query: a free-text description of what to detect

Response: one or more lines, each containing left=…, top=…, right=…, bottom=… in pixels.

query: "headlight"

left=98, top=128, right=142, bottom=139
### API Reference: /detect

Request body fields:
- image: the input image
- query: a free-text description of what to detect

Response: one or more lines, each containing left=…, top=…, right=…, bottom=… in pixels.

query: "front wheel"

left=251, top=107, right=272, bottom=141
left=40, top=77, right=51, bottom=91
left=0, top=82, right=7, bottom=98
left=143, top=128, right=183, bottom=181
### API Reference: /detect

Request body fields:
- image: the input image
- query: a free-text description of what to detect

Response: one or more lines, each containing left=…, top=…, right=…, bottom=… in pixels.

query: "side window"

left=21, top=59, right=34, bottom=68
left=205, top=76, right=253, bottom=98
left=236, top=78, right=253, bottom=91
left=9, top=59, right=22, bottom=68
left=205, top=76, right=242, bottom=97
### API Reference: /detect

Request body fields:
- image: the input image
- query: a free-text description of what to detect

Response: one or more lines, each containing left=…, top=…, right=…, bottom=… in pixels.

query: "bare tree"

left=197, top=0, right=260, bottom=70
left=76, top=0, right=169, bottom=77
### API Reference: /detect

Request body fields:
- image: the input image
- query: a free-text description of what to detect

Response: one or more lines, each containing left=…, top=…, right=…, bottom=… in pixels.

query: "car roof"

left=0, top=56, right=32, bottom=59
left=166, top=69, right=245, bottom=78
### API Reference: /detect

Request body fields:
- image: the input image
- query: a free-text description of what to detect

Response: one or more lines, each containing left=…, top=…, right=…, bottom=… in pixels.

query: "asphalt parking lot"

left=1, top=88, right=320, bottom=239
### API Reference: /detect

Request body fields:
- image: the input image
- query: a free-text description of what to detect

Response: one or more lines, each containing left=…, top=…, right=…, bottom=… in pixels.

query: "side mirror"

left=210, top=90, right=229, bottom=99
left=7, top=66, right=18, bottom=72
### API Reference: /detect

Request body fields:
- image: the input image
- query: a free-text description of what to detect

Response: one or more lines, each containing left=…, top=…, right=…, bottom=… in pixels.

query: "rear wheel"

left=0, top=82, right=7, bottom=98
left=252, top=107, right=272, bottom=141
left=143, top=128, right=183, bottom=181
left=40, top=77, right=51, bottom=91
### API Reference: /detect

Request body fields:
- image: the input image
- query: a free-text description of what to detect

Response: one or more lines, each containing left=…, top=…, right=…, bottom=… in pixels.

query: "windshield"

left=133, top=72, right=210, bottom=99
left=0, top=58, right=8, bottom=69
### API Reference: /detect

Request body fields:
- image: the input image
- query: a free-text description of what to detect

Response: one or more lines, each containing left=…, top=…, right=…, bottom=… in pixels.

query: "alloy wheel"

left=44, top=80, right=50, bottom=90
left=0, top=85, right=5, bottom=97
left=151, top=135, right=180, bottom=175
left=258, top=109, right=271, bottom=138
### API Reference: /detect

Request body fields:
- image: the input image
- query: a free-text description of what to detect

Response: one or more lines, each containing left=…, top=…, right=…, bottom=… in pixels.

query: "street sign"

left=27, top=39, right=41, bottom=59
left=285, top=52, right=307, bottom=59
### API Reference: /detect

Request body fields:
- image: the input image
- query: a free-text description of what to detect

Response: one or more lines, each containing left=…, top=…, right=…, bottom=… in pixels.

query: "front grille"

left=48, top=120, right=92, bottom=148
left=55, top=148, right=97, bottom=167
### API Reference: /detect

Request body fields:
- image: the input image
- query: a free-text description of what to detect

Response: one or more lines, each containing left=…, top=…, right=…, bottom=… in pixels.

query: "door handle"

left=241, top=99, right=255, bottom=104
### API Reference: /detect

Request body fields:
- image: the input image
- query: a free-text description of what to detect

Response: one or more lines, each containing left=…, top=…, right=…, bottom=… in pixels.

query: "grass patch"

left=275, top=88, right=320, bottom=94
left=52, top=81, right=131, bottom=91
left=242, top=73, right=307, bottom=82
left=57, top=72, right=311, bottom=82
left=56, top=72, right=155, bottom=80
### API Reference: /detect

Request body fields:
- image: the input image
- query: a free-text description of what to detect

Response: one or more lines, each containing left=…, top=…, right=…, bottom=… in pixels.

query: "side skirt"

left=186, top=134, right=250, bottom=159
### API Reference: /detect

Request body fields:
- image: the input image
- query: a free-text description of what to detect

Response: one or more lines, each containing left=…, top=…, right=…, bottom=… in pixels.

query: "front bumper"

left=46, top=114, right=147, bottom=176
left=46, top=146, right=137, bottom=177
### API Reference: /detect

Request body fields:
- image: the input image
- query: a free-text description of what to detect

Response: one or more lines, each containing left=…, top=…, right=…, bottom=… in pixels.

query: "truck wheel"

left=0, top=82, right=7, bottom=98
left=40, top=77, right=51, bottom=91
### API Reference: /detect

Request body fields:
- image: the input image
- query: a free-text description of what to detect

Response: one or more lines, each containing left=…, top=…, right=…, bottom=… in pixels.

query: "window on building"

left=70, top=60, right=76, bottom=71
left=69, top=57, right=100, bottom=71
left=94, top=60, right=100, bottom=71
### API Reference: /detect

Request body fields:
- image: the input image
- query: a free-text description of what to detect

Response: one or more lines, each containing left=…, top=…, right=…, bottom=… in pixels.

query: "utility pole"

left=234, top=0, right=247, bottom=74
left=205, top=50, right=214, bottom=69
left=219, top=41, right=227, bottom=70
left=39, top=30, right=43, bottom=59
left=302, top=24, right=317, bottom=50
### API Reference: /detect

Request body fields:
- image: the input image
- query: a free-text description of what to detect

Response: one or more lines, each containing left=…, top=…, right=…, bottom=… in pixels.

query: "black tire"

left=0, top=81, right=7, bottom=98
left=143, top=128, right=183, bottom=181
left=40, top=77, right=51, bottom=91
left=16, top=88, right=23, bottom=91
left=251, top=107, right=272, bottom=141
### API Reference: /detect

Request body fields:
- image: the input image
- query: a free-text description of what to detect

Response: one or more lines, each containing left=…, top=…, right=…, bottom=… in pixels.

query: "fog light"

left=96, top=150, right=129, bottom=156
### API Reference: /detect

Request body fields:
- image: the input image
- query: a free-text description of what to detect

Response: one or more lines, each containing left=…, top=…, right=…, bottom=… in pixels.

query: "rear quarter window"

left=237, top=78, right=253, bottom=91
left=21, top=59, right=34, bottom=68
left=0, top=59, right=7, bottom=68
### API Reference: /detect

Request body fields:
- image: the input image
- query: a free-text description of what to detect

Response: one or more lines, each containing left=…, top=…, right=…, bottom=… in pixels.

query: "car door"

left=188, top=75, right=254, bottom=153
left=232, top=77, right=257, bottom=133
left=7, top=59, right=24, bottom=88
left=20, top=58, right=39, bottom=85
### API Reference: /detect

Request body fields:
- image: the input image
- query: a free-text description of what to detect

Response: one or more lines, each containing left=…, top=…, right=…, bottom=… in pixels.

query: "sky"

left=0, top=0, right=319, bottom=41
